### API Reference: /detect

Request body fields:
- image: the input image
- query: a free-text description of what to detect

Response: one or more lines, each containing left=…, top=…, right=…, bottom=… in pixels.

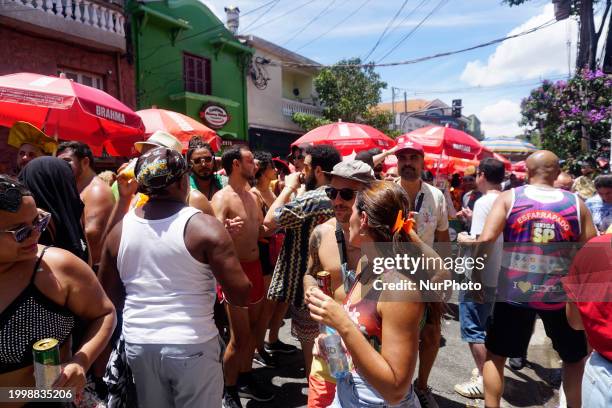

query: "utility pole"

left=391, top=87, right=396, bottom=131
left=404, top=91, right=407, bottom=114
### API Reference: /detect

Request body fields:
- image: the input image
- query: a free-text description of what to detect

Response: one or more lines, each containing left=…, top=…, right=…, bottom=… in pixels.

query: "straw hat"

left=134, top=130, right=183, bottom=153
left=7, top=122, right=57, bottom=155
left=572, top=176, right=596, bottom=200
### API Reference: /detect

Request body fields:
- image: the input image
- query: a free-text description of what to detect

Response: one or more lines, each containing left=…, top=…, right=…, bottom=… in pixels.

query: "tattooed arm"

left=303, top=224, right=324, bottom=305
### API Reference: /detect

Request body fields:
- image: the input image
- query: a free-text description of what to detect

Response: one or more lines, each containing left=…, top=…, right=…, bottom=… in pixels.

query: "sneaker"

left=413, top=380, right=439, bottom=408
left=509, top=356, right=527, bottom=370
left=264, top=339, right=298, bottom=354
left=454, top=375, right=484, bottom=399
left=253, top=350, right=278, bottom=368
left=237, top=375, right=274, bottom=402
left=222, top=390, right=242, bottom=408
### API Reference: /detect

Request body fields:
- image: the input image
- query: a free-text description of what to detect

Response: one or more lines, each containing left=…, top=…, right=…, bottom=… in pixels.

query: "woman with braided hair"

left=306, top=181, right=446, bottom=407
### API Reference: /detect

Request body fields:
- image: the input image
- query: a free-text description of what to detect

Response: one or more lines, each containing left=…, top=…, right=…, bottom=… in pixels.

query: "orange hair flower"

left=391, top=210, right=415, bottom=235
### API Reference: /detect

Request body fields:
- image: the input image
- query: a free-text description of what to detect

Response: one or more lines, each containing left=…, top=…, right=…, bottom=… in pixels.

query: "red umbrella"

left=477, top=146, right=495, bottom=160
left=137, top=108, right=221, bottom=152
left=291, top=121, right=396, bottom=156
left=477, top=147, right=512, bottom=171
left=493, top=152, right=512, bottom=171
left=0, top=72, right=145, bottom=156
left=424, top=153, right=478, bottom=175
left=403, top=125, right=482, bottom=159
left=512, top=160, right=526, bottom=172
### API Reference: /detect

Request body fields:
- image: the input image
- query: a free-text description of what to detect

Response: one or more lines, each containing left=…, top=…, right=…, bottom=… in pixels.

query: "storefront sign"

left=200, top=103, right=230, bottom=129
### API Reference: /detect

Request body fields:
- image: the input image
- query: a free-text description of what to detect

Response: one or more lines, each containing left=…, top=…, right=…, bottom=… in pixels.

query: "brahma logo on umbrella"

left=200, top=103, right=230, bottom=129
left=451, top=143, right=472, bottom=153
left=96, top=105, right=126, bottom=124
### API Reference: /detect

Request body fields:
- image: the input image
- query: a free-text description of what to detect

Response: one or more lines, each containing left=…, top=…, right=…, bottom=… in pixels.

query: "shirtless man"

left=303, top=160, right=375, bottom=407
left=57, top=141, right=114, bottom=267
left=211, top=145, right=273, bottom=408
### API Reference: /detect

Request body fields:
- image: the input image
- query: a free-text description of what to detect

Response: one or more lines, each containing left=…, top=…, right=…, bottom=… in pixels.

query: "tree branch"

left=595, top=0, right=611, bottom=42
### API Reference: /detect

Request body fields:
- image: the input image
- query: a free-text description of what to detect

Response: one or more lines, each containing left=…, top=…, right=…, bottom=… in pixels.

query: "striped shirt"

left=267, top=186, right=334, bottom=306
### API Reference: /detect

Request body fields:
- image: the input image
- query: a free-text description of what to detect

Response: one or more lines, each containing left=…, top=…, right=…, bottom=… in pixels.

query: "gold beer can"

left=32, top=338, right=61, bottom=388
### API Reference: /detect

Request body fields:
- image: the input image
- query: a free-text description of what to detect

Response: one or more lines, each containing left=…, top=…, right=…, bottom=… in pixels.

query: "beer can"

left=316, top=271, right=332, bottom=297
left=33, top=338, right=61, bottom=388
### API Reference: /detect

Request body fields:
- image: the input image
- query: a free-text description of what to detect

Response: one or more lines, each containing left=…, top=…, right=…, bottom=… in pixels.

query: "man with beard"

left=394, top=136, right=449, bottom=408
left=211, top=146, right=272, bottom=408
left=57, top=141, right=114, bottom=268
left=182, top=137, right=217, bottom=216
left=263, top=144, right=342, bottom=377
left=187, top=136, right=227, bottom=200
left=302, top=160, right=375, bottom=407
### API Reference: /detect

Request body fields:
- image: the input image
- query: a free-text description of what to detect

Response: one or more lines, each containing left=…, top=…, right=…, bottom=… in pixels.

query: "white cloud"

left=460, top=4, right=577, bottom=86
left=199, top=1, right=222, bottom=19
left=478, top=99, right=523, bottom=137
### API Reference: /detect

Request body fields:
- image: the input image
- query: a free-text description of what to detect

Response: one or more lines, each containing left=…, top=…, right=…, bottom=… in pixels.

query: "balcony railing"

left=1, top=0, right=126, bottom=51
left=281, top=98, right=323, bottom=118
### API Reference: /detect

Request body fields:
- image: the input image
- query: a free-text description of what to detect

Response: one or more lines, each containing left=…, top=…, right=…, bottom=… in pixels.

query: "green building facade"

left=130, top=0, right=252, bottom=143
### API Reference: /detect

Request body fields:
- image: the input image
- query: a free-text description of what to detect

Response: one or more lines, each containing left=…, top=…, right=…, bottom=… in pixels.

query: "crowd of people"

left=0, top=119, right=611, bottom=408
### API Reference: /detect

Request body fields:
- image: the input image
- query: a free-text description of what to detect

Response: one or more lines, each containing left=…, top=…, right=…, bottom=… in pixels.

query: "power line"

left=389, top=75, right=567, bottom=96
left=143, top=16, right=559, bottom=81
left=268, top=18, right=558, bottom=68
left=281, top=0, right=337, bottom=46
left=361, top=0, right=411, bottom=62
left=372, top=0, right=429, bottom=55
left=376, top=0, right=449, bottom=63
left=241, top=0, right=285, bottom=17
left=295, top=0, right=367, bottom=52
left=239, top=0, right=282, bottom=34
left=246, top=0, right=319, bottom=33
left=140, top=1, right=284, bottom=62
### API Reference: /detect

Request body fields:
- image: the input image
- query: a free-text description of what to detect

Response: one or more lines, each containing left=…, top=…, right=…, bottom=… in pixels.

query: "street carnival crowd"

left=1, top=119, right=612, bottom=408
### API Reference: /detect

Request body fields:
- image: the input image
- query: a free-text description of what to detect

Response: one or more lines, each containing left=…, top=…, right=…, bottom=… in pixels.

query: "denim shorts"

left=330, top=372, right=421, bottom=408
left=582, top=351, right=612, bottom=408
left=458, top=287, right=496, bottom=343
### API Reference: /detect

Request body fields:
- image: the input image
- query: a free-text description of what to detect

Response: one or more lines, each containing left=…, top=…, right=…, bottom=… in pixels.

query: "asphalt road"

left=242, top=302, right=563, bottom=408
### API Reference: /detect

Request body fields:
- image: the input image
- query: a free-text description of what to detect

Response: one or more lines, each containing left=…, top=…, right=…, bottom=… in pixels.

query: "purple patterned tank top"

left=500, top=185, right=580, bottom=310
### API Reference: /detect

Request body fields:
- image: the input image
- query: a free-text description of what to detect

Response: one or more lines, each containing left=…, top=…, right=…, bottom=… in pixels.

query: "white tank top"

left=117, top=206, right=218, bottom=344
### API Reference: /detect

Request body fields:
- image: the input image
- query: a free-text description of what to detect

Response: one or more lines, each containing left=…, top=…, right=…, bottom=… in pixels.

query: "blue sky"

left=201, top=0, right=600, bottom=137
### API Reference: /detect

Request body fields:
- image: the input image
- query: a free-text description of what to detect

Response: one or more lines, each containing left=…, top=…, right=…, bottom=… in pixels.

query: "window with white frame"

left=58, top=69, right=104, bottom=90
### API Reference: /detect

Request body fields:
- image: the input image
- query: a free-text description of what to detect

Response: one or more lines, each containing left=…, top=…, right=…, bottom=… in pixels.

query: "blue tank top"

left=500, top=185, right=580, bottom=310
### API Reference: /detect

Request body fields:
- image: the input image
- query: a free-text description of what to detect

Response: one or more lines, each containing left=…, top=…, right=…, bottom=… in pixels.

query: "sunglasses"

left=191, top=157, right=214, bottom=165
left=1, top=211, right=51, bottom=243
left=325, top=187, right=357, bottom=201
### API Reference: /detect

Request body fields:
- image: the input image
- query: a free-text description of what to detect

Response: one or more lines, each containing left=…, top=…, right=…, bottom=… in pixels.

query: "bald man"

left=554, top=171, right=574, bottom=191
left=477, top=150, right=596, bottom=408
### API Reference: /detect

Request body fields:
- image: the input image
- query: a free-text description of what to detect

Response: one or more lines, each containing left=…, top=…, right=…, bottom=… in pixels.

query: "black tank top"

left=0, top=247, right=75, bottom=373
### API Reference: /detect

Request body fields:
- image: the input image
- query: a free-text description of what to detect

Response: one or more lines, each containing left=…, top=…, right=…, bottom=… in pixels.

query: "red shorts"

left=307, top=374, right=336, bottom=408
left=217, top=259, right=265, bottom=304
